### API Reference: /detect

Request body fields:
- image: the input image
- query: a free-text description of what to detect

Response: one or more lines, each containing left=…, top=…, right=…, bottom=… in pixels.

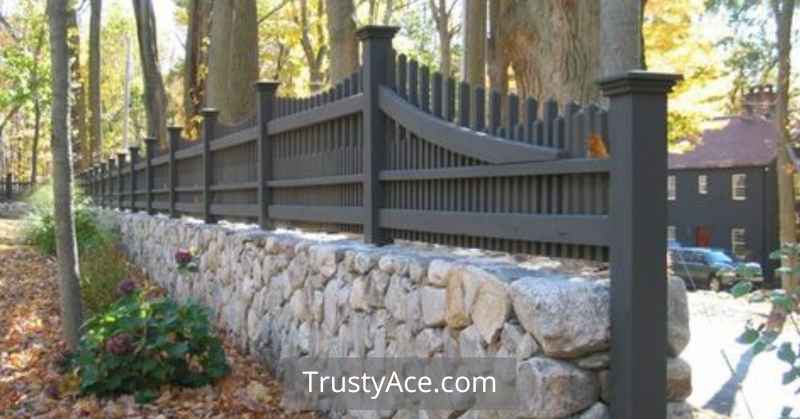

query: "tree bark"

left=487, top=0, right=508, bottom=95
left=600, top=0, right=643, bottom=77
left=184, top=0, right=212, bottom=134
left=294, top=0, right=327, bottom=92
left=132, top=0, right=169, bottom=146
left=325, top=0, right=358, bottom=84
left=47, top=0, right=84, bottom=352
left=30, top=26, right=46, bottom=183
left=772, top=0, right=797, bottom=292
left=66, top=9, right=88, bottom=169
left=494, top=0, right=601, bottom=105
left=206, top=0, right=258, bottom=124
left=430, top=0, right=458, bottom=78
left=461, top=0, right=486, bottom=87
left=89, top=0, right=102, bottom=164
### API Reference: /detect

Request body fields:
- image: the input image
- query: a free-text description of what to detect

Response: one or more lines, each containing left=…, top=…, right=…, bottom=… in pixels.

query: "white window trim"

left=732, top=174, right=746, bottom=200
left=731, top=228, right=746, bottom=259
left=668, top=175, right=676, bottom=201
left=698, top=175, right=707, bottom=195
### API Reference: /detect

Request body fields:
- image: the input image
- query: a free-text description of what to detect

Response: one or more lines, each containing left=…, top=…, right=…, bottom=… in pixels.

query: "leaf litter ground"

left=0, top=218, right=318, bottom=419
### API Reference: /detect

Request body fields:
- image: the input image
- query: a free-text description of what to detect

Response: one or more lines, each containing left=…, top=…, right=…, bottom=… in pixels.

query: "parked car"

left=669, top=247, right=763, bottom=291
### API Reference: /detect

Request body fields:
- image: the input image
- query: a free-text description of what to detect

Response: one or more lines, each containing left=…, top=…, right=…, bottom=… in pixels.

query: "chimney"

left=742, top=84, right=777, bottom=119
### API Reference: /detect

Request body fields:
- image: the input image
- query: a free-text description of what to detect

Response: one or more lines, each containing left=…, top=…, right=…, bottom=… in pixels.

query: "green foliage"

left=80, top=242, right=130, bottom=315
left=74, top=292, right=229, bottom=401
left=22, top=182, right=113, bottom=256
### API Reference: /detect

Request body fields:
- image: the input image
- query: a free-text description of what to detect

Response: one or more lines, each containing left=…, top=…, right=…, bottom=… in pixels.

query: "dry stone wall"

left=99, top=210, right=694, bottom=419
left=0, top=201, right=31, bottom=218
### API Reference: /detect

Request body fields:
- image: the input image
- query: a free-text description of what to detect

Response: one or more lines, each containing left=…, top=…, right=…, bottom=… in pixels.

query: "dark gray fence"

left=2, top=173, right=35, bottom=201
left=78, top=26, right=680, bottom=419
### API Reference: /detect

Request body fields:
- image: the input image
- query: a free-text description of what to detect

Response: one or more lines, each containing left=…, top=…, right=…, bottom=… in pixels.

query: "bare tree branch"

left=258, top=0, right=291, bottom=25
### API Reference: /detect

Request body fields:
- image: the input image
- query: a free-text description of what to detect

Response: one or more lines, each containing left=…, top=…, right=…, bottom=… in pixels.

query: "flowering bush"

left=175, top=248, right=198, bottom=273
left=74, top=290, right=229, bottom=403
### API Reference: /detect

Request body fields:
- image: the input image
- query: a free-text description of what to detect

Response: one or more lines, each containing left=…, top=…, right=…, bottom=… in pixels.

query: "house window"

left=698, top=175, right=708, bottom=194
left=668, top=175, right=676, bottom=201
left=732, top=174, right=747, bottom=200
left=731, top=228, right=747, bottom=259
left=667, top=226, right=676, bottom=241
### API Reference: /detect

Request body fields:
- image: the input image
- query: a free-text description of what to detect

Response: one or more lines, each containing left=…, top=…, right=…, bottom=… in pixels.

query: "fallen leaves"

left=0, top=219, right=318, bottom=418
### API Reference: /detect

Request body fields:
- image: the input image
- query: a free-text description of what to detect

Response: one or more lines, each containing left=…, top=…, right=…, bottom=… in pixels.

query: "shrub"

left=80, top=242, right=130, bottom=315
left=22, top=181, right=112, bottom=256
left=74, top=289, right=229, bottom=403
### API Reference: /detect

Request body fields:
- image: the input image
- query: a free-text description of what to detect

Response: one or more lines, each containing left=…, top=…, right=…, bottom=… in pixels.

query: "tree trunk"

left=89, top=0, right=102, bottom=165
left=66, top=9, right=88, bottom=169
left=496, top=0, right=601, bottom=105
left=206, top=0, right=258, bottom=124
left=600, top=0, right=643, bottom=77
left=772, top=0, right=797, bottom=292
left=487, top=0, right=508, bottom=95
left=47, top=0, right=84, bottom=351
left=122, top=35, right=132, bottom=148
left=32, top=99, right=40, bottom=183
left=30, top=26, right=46, bottom=183
left=461, top=0, right=486, bottom=87
left=133, top=0, right=169, bottom=146
left=295, top=0, right=327, bottom=92
left=325, top=0, right=358, bottom=84
left=184, top=0, right=212, bottom=133
left=430, top=0, right=456, bottom=78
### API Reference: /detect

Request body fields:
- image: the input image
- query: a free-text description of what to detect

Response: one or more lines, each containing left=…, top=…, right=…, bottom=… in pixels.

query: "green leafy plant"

left=79, top=241, right=130, bottom=315
left=731, top=243, right=800, bottom=394
left=74, top=287, right=229, bottom=403
left=22, top=181, right=113, bottom=256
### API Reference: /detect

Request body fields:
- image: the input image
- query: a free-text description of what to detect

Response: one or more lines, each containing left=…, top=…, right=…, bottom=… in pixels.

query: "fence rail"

left=78, top=25, right=680, bottom=419
left=2, top=174, right=35, bottom=201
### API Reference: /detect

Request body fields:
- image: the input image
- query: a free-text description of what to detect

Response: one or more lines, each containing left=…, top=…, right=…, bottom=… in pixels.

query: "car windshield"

left=706, top=251, right=733, bottom=264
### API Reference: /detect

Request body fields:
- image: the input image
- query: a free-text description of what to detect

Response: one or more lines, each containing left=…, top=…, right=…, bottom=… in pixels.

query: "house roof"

left=668, top=116, right=779, bottom=170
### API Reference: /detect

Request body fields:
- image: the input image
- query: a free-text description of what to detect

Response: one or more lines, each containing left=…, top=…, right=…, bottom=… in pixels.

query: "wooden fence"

left=78, top=26, right=680, bottom=419
left=2, top=173, right=34, bottom=201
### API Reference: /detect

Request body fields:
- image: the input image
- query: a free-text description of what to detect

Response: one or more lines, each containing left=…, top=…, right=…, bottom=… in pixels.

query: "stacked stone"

left=0, top=201, right=31, bottom=218
left=103, top=210, right=694, bottom=419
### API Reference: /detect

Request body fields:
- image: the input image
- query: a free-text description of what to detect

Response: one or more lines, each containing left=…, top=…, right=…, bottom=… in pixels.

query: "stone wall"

left=100, top=210, right=694, bottom=419
left=0, top=201, right=31, bottom=218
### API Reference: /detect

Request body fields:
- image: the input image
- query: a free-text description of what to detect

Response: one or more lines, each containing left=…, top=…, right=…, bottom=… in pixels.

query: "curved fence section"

left=78, top=25, right=681, bottom=419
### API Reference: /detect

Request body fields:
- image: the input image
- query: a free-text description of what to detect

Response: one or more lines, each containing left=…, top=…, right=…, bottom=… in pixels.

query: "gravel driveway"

left=685, top=290, right=800, bottom=419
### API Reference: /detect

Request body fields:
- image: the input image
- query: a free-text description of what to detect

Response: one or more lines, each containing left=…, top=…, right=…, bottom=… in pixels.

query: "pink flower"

left=175, top=249, right=193, bottom=265
left=116, top=279, right=137, bottom=296
left=105, top=333, right=134, bottom=355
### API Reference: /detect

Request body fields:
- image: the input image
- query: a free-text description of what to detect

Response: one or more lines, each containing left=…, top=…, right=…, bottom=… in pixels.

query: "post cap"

left=356, top=25, right=400, bottom=41
left=254, top=81, right=280, bottom=92
left=597, top=71, right=683, bottom=97
left=129, top=145, right=140, bottom=153
left=144, top=136, right=158, bottom=145
left=200, top=108, right=220, bottom=117
left=117, top=152, right=127, bottom=161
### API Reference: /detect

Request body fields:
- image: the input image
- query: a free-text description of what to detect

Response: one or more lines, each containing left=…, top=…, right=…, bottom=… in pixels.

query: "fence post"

left=5, top=173, right=11, bottom=200
left=255, top=81, right=280, bottom=230
left=129, top=146, right=140, bottom=211
left=90, top=166, right=97, bottom=203
left=168, top=127, right=181, bottom=218
left=108, top=158, right=116, bottom=209
left=117, top=153, right=126, bottom=210
left=144, top=137, right=157, bottom=215
left=598, top=71, right=681, bottom=419
left=100, top=162, right=107, bottom=208
left=200, top=108, right=219, bottom=224
left=357, top=25, right=398, bottom=245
